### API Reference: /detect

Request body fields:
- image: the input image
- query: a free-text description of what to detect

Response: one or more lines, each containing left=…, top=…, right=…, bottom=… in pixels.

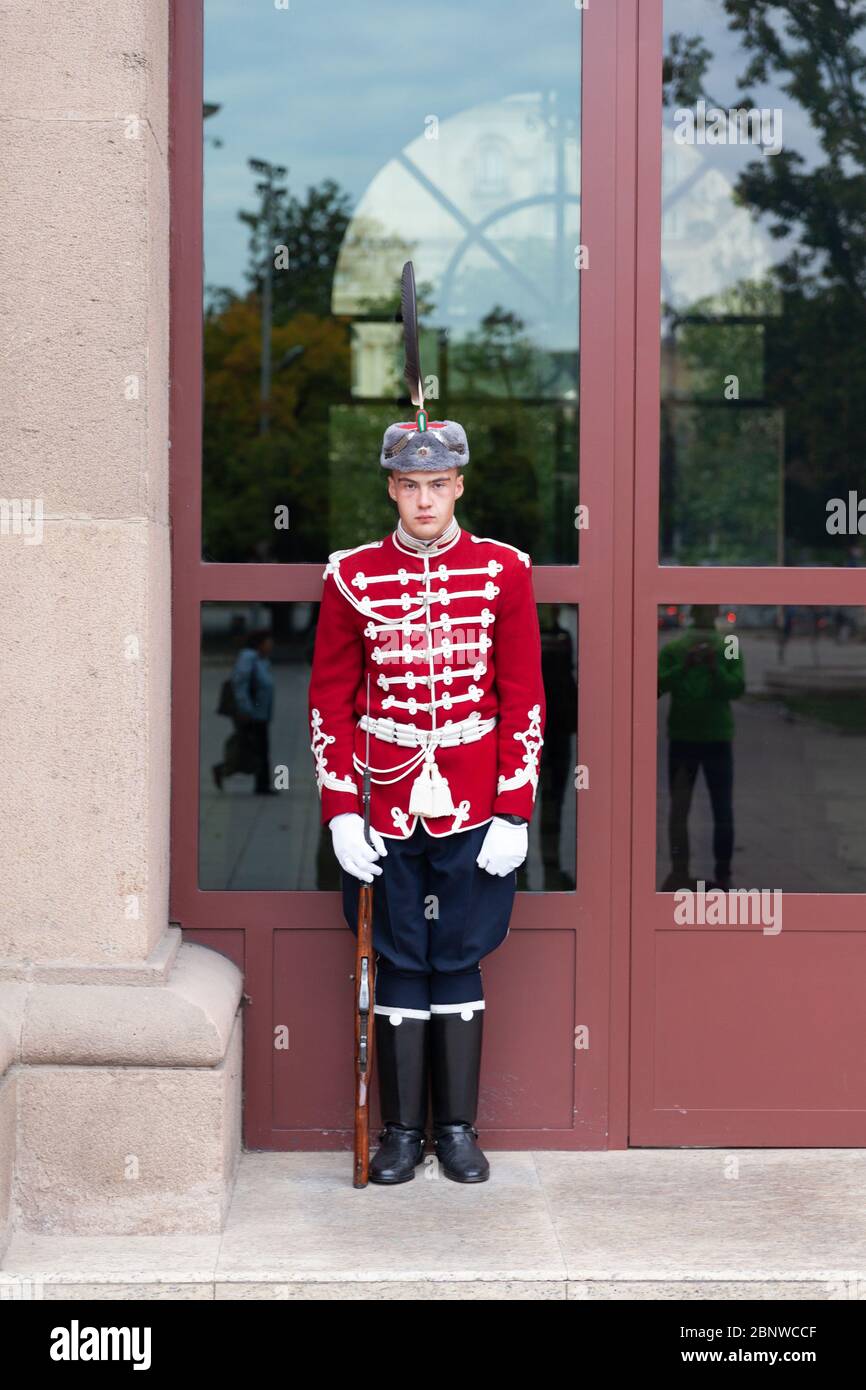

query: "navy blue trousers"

left=341, top=820, right=516, bottom=1014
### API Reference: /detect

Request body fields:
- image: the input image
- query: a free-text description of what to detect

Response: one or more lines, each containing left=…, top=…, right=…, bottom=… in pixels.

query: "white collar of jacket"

left=393, top=516, right=461, bottom=557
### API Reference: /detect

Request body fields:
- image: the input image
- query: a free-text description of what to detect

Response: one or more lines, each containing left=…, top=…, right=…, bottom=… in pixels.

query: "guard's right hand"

left=329, top=812, right=388, bottom=884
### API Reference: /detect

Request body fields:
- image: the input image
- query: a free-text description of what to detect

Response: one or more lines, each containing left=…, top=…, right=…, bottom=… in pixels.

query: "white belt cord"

left=352, top=712, right=498, bottom=800
left=359, top=712, right=497, bottom=749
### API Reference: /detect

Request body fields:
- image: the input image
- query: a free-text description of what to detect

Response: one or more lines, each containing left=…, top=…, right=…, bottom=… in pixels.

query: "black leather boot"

left=369, top=1011, right=429, bottom=1185
left=430, top=1006, right=490, bottom=1183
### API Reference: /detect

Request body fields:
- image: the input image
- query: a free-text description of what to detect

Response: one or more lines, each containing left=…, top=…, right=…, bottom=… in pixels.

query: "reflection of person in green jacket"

left=658, top=605, right=745, bottom=891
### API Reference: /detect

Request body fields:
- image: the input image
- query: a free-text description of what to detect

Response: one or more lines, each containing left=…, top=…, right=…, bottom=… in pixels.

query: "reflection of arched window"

left=660, top=129, right=778, bottom=311
left=475, top=136, right=511, bottom=197
left=326, top=91, right=580, bottom=566
left=332, top=92, right=580, bottom=361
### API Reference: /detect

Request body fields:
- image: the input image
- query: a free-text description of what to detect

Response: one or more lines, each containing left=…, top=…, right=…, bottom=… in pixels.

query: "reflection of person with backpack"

left=213, top=629, right=277, bottom=795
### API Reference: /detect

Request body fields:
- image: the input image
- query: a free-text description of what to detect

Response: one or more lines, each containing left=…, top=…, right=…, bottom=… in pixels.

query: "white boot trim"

left=374, top=1004, right=431, bottom=1021
left=430, top=1000, right=485, bottom=1016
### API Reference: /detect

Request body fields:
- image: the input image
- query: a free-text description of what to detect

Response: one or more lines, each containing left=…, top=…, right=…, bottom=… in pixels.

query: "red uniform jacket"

left=308, top=525, right=546, bottom=839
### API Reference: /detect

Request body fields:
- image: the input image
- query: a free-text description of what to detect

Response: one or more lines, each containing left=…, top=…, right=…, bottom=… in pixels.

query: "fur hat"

left=380, top=418, right=469, bottom=471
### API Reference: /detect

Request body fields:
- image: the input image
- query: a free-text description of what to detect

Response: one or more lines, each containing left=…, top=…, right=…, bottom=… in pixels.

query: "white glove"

left=476, top=816, right=528, bottom=877
left=330, top=812, right=388, bottom=884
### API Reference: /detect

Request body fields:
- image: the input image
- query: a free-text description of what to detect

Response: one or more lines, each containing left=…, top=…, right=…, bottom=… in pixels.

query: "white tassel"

left=428, top=761, right=455, bottom=816
left=408, top=751, right=455, bottom=817
left=409, top=761, right=433, bottom=815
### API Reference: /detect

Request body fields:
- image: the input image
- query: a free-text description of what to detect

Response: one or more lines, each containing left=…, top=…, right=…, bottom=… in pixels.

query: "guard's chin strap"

left=395, top=516, right=460, bottom=555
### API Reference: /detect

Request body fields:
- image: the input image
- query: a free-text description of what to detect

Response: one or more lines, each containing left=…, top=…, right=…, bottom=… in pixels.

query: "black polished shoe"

left=368, top=1010, right=430, bottom=1186
left=430, top=1006, right=490, bottom=1183
left=369, top=1124, right=427, bottom=1184
left=433, top=1121, right=490, bottom=1182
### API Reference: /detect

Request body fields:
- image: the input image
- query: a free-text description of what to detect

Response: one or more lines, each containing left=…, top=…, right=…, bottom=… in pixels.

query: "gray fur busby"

left=380, top=418, right=469, bottom=471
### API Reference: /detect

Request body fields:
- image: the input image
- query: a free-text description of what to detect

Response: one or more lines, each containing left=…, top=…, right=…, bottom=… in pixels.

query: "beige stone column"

left=0, top=1, right=241, bottom=1248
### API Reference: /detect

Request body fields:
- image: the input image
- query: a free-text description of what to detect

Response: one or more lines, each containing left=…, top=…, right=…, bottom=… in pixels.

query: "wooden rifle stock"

left=353, top=672, right=376, bottom=1187
left=353, top=882, right=375, bottom=1187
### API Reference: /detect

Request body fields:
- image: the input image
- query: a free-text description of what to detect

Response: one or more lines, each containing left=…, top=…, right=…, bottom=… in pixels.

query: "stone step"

left=3, top=1149, right=865, bottom=1301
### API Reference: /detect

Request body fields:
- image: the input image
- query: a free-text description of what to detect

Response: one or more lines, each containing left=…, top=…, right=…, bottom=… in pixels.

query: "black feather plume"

left=400, top=261, right=424, bottom=410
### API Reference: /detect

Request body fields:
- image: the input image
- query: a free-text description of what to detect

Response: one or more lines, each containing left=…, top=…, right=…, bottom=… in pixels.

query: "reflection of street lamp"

left=249, top=157, right=288, bottom=435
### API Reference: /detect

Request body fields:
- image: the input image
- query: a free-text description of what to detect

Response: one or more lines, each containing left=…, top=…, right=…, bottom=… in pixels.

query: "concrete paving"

left=3, top=1147, right=866, bottom=1300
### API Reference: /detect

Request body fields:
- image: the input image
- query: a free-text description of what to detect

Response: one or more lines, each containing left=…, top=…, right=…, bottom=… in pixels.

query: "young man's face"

left=387, top=466, right=464, bottom=540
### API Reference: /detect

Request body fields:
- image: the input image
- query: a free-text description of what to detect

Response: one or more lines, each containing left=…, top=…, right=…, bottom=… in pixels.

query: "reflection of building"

left=661, top=133, right=782, bottom=312
left=327, top=91, right=582, bottom=564
left=332, top=91, right=580, bottom=352
left=350, top=321, right=401, bottom=399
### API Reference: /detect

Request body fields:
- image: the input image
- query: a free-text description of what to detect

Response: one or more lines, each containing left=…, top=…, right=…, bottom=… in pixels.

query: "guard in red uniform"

left=308, top=263, right=545, bottom=1184
left=308, top=413, right=546, bottom=1185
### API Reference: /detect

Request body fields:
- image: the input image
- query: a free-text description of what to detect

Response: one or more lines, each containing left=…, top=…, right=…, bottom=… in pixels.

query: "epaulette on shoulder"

left=468, top=534, right=531, bottom=568
left=322, top=539, right=384, bottom=580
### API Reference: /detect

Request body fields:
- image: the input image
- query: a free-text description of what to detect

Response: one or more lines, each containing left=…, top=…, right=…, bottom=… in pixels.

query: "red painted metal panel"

left=270, top=930, right=360, bottom=1135
left=606, top=0, right=641, bottom=1151
left=647, top=927, right=866, bottom=1144
left=168, top=0, right=205, bottom=935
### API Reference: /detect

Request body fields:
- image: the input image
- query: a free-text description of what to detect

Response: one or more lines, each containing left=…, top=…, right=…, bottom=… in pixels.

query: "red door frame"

left=630, top=0, right=866, bottom=1144
left=168, top=0, right=641, bottom=1150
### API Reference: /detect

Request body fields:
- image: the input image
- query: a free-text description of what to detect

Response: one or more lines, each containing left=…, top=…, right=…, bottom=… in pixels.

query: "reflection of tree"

left=244, top=178, right=353, bottom=322
left=446, top=308, right=564, bottom=554
left=663, top=278, right=780, bottom=562
left=663, top=2, right=866, bottom=563
left=203, top=180, right=353, bottom=561
left=203, top=300, right=350, bottom=562
left=666, top=401, right=780, bottom=564
left=452, top=306, right=541, bottom=398
left=203, top=157, right=580, bottom=563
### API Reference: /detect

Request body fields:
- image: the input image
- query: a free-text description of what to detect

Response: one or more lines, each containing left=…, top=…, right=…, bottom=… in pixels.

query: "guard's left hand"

left=476, top=816, right=528, bottom=876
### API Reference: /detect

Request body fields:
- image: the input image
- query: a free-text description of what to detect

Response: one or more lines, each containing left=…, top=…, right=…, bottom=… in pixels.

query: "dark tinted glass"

left=200, top=601, right=577, bottom=891
left=657, top=603, right=866, bottom=891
